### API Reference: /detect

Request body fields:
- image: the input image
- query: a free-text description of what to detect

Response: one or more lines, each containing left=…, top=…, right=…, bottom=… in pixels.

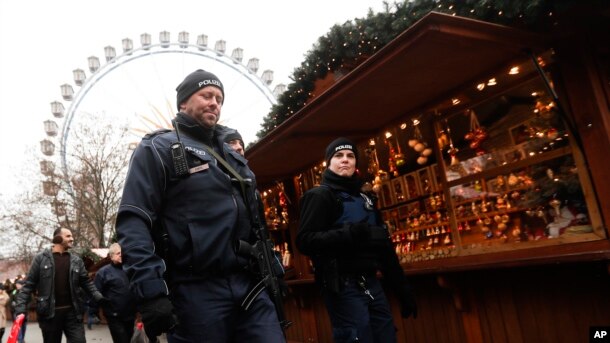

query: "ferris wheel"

left=40, top=31, right=286, bottom=190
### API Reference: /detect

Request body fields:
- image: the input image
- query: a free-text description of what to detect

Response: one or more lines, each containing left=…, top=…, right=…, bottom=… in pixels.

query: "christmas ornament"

left=464, top=109, right=488, bottom=155
left=384, top=132, right=399, bottom=176
left=365, top=139, right=380, bottom=176
left=407, top=119, right=431, bottom=165
left=367, top=138, right=388, bottom=194
left=511, top=226, right=521, bottom=237
left=549, top=198, right=561, bottom=217
left=392, top=129, right=406, bottom=167
left=442, top=119, right=460, bottom=166
left=507, top=173, right=518, bottom=187
left=443, top=234, right=451, bottom=245
left=437, top=129, right=449, bottom=149
left=535, top=100, right=556, bottom=119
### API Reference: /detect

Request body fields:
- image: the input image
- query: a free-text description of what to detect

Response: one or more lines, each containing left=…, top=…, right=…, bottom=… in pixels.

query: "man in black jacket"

left=94, top=243, right=137, bottom=343
left=14, top=228, right=105, bottom=343
left=116, top=69, right=285, bottom=342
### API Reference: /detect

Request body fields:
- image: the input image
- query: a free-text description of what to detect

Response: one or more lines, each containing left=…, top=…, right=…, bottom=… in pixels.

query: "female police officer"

left=296, top=137, right=417, bottom=343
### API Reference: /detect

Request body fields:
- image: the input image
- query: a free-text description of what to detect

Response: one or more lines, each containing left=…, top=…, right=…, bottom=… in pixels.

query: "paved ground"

left=2, top=320, right=168, bottom=343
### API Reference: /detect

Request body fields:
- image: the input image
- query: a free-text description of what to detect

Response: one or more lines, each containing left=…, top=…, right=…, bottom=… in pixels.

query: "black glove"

left=398, top=287, right=418, bottom=319
left=93, top=294, right=110, bottom=306
left=138, top=297, right=178, bottom=338
left=349, top=222, right=371, bottom=241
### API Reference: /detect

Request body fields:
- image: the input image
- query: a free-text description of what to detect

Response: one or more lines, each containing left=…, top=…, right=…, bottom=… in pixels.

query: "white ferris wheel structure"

left=39, top=30, right=285, bottom=191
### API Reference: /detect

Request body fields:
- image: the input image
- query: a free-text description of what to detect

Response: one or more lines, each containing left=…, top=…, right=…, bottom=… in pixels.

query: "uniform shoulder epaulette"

left=143, top=128, right=172, bottom=140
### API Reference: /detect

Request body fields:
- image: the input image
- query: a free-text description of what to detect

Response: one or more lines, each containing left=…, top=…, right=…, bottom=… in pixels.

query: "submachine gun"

left=238, top=229, right=292, bottom=331
left=198, top=142, right=292, bottom=332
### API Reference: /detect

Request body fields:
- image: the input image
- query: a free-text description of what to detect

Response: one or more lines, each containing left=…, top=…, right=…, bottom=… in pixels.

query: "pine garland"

left=255, top=0, right=595, bottom=140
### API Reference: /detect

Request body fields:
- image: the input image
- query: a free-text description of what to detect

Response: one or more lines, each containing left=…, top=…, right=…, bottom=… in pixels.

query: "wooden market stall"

left=247, top=11, right=610, bottom=343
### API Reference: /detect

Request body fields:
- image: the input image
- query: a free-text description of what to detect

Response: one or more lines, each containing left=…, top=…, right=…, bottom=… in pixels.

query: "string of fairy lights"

left=257, top=0, right=563, bottom=139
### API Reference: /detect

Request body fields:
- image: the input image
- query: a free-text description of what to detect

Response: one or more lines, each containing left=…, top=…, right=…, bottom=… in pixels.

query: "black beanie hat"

left=176, top=69, right=224, bottom=110
left=224, top=131, right=244, bottom=146
left=325, top=137, right=358, bottom=164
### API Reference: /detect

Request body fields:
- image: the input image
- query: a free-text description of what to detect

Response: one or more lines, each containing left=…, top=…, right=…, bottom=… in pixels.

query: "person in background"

left=2, top=279, right=12, bottom=293
left=10, top=279, right=27, bottom=343
left=296, top=137, right=417, bottom=343
left=116, top=69, right=285, bottom=342
left=94, top=243, right=137, bottom=343
left=0, top=284, right=9, bottom=341
left=224, top=131, right=245, bottom=156
left=13, top=228, right=105, bottom=343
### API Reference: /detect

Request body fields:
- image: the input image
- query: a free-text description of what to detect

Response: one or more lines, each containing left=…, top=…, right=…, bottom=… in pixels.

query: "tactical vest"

left=333, top=190, right=377, bottom=227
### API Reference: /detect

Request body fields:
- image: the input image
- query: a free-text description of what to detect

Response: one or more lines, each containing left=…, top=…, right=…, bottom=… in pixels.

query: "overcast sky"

left=0, top=0, right=387, bottom=200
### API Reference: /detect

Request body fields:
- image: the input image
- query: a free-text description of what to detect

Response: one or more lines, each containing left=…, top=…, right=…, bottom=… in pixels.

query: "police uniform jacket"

left=116, top=113, right=261, bottom=302
left=94, top=263, right=136, bottom=320
left=297, top=169, right=410, bottom=296
left=14, top=248, right=103, bottom=320
left=296, top=169, right=383, bottom=276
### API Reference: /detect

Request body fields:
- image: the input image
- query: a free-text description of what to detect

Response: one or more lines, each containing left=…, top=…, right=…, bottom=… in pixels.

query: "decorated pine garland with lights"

left=256, top=0, right=594, bottom=140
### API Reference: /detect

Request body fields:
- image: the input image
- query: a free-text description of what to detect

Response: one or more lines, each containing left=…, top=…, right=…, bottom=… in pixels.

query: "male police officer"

left=116, top=69, right=285, bottom=342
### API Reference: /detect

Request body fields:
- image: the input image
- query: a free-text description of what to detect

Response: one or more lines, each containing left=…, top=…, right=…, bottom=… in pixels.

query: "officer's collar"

left=174, top=112, right=216, bottom=146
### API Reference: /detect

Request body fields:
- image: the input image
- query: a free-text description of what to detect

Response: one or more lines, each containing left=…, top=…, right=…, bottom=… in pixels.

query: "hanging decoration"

left=549, top=197, right=562, bottom=217
left=443, top=119, right=460, bottom=166
left=385, top=131, right=399, bottom=176
left=438, top=128, right=450, bottom=151
left=392, top=128, right=406, bottom=168
left=464, top=109, right=487, bottom=155
left=366, top=138, right=388, bottom=194
left=366, top=138, right=380, bottom=176
left=534, top=99, right=556, bottom=120
left=407, top=119, right=433, bottom=165
left=367, top=140, right=380, bottom=190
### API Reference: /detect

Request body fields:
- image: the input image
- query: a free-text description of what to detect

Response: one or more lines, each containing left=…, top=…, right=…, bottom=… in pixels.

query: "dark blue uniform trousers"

left=168, top=271, right=285, bottom=342
left=323, top=276, right=396, bottom=343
